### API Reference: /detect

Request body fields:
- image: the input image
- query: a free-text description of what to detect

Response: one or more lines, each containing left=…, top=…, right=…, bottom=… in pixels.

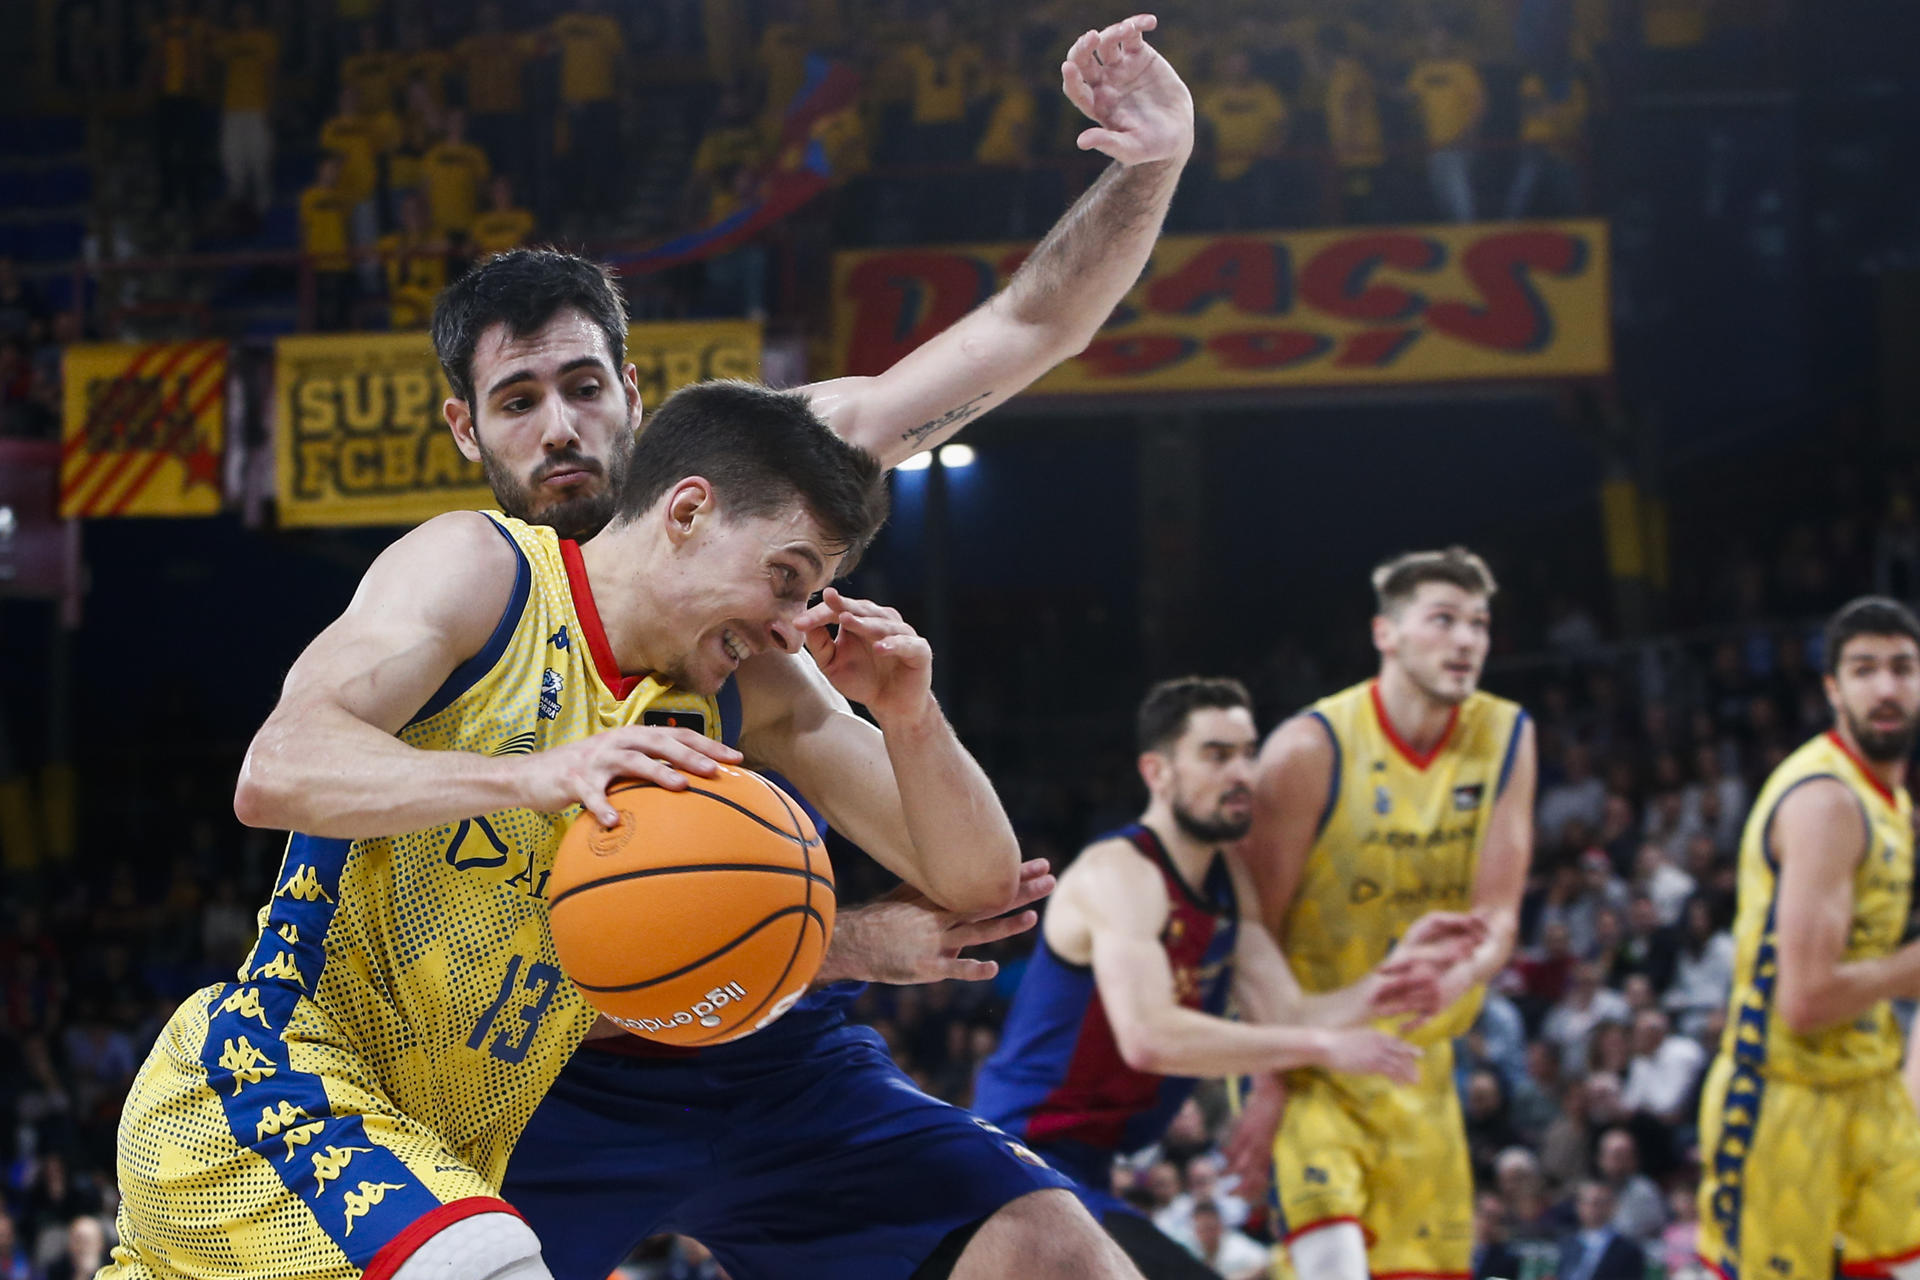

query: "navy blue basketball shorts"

left=503, top=1021, right=1077, bottom=1280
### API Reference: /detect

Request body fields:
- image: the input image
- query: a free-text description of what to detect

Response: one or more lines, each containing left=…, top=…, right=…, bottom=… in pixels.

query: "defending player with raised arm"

left=440, top=14, right=1190, bottom=538
left=973, top=678, right=1482, bottom=1280
left=1239, top=548, right=1536, bottom=1280
left=1697, top=597, right=1920, bottom=1280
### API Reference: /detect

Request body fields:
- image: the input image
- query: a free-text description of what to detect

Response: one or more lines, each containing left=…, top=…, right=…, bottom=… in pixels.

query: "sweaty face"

left=1826, top=633, right=1920, bottom=763
left=1378, top=582, right=1491, bottom=705
left=1152, top=707, right=1258, bottom=844
left=653, top=501, right=842, bottom=695
left=453, top=309, right=637, bottom=542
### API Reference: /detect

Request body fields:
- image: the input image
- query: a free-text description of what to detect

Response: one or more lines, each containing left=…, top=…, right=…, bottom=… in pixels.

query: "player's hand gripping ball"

left=549, top=766, right=835, bottom=1046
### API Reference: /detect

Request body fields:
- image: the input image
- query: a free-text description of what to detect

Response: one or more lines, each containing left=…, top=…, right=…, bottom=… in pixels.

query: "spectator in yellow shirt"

left=1405, top=21, right=1487, bottom=221
left=343, top=22, right=401, bottom=115
left=147, top=0, right=211, bottom=213
left=299, top=154, right=355, bottom=330
left=456, top=1, right=534, bottom=185
left=897, top=9, right=982, bottom=162
left=212, top=0, right=279, bottom=215
left=318, top=85, right=401, bottom=285
left=422, top=109, right=491, bottom=237
left=1505, top=66, right=1589, bottom=218
left=469, top=175, right=536, bottom=257
left=974, top=35, right=1036, bottom=169
left=388, top=77, right=443, bottom=204
left=397, top=17, right=451, bottom=110
left=550, top=0, right=625, bottom=219
left=378, top=192, right=448, bottom=330
left=1319, top=25, right=1386, bottom=223
left=1197, top=50, right=1288, bottom=228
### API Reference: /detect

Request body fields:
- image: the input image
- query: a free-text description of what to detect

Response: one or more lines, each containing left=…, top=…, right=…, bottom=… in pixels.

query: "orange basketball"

left=548, top=766, right=834, bottom=1047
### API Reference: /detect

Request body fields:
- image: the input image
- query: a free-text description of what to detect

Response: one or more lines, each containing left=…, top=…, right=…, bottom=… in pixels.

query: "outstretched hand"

left=824, top=859, right=1056, bottom=985
left=1061, top=15, right=1195, bottom=167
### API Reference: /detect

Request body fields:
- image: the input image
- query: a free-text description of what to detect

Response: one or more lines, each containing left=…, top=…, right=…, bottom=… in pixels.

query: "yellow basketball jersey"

left=237, top=514, right=721, bottom=1187
left=1720, top=731, right=1913, bottom=1085
left=1283, top=680, right=1527, bottom=1045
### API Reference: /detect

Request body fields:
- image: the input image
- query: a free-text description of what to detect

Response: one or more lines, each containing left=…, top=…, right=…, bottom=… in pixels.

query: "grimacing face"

left=1375, top=580, right=1491, bottom=705
left=1825, top=632, right=1920, bottom=763
left=446, top=307, right=638, bottom=542
left=646, top=491, right=843, bottom=695
left=1148, top=706, right=1258, bottom=844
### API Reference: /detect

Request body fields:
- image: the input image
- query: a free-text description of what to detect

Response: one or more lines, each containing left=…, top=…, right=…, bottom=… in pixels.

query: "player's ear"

left=622, top=362, right=643, bottom=421
left=445, top=398, right=482, bottom=462
left=665, top=478, right=715, bottom=542
left=1371, top=611, right=1394, bottom=656
left=1137, top=751, right=1166, bottom=792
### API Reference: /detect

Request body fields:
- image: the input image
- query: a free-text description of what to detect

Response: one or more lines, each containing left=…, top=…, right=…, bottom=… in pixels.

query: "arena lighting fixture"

left=897, top=452, right=934, bottom=471
left=937, top=444, right=975, bottom=468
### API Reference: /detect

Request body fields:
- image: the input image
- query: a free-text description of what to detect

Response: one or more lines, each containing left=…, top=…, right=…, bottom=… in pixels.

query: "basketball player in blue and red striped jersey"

left=974, top=678, right=1485, bottom=1279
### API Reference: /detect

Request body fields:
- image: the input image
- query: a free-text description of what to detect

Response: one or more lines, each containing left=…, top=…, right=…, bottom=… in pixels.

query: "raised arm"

left=234, top=512, right=739, bottom=837
left=1773, top=777, right=1920, bottom=1034
left=731, top=589, right=1018, bottom=915
left=1063, top=841, right=1418, bottom=1080
left=802, top=14, right=1194, bottom=467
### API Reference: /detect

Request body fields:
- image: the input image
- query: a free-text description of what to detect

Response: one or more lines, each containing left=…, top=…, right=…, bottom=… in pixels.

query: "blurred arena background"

left=2, top=0, right=1919, bottom=1276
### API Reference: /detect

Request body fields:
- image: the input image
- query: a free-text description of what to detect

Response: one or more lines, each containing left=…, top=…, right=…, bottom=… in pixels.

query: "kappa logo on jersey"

left=255, top=1101, right=320, bottom=1157
left=642, top=708, right=708, bottom=735
left=309, top=1144, right=374, bottom=1191
left=341, top=1181, right=407, bottom=1235
left=1452, top=782, right=1484, bottom=810
left=548, top=626, right=570, bottom=650
left=538, top=668, right=563, bottom=720
left=217, top=1036, right=276, bottom=1094
left=276, top=864, right=334, bottom=903
left=216, top=986, right=273, bottom=1029
left=250, top=951, right=307, bottom=986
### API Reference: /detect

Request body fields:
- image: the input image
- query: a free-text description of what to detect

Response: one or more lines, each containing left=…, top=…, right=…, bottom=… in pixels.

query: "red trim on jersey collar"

left=1826, top=729, right=1899, bottom=807
left=1370, top=679, right=1457, bottom=771
left=362, top=1197, right=525, bottom=1280
left=559, top=538, right=647, bottom=700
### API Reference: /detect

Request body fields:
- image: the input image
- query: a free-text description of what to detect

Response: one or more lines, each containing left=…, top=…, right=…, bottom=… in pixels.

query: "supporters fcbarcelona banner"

left=274, top=321, right=761, bottom=527
left=830, top=220, right=1611, bottom=392
left=60, top=340, right=227, bottom=517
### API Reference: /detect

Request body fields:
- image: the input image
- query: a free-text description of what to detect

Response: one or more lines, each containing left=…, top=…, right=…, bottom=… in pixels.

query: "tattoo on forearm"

left=901, top=391, right=994, bottom=447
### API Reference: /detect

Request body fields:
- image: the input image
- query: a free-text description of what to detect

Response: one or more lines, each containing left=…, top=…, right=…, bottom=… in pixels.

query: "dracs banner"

left=61, top=341, right=228, bottom=517
left=274, top=321, right=761, bottom=527
left=831, top=220, right=1611, bottom=393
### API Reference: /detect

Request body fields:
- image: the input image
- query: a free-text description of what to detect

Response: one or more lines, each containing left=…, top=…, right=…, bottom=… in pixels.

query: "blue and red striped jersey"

left=973, top=822, right=1239, bottom=1187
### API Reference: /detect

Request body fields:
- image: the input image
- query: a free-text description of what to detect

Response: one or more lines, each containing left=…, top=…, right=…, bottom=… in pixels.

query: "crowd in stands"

left=11, top=0, right=1796, bottom=343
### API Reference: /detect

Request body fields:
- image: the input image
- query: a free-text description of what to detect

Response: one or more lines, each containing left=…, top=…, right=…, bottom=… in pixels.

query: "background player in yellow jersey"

left=1242, top=547, right=1537, bottom=1280
left=1696, top=596, right=1920, bottom=1280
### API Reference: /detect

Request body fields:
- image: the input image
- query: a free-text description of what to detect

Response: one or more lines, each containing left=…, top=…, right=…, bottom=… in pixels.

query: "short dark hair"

left=1823, top=596, right=1920, bottom=675
left=616, top=379, right=889, bottom=561
left=1371, top=546, right=1498, bottom=615
left=1135, top=677, right=1253, bottom=755
left=429, top=248, right=628, bottom=406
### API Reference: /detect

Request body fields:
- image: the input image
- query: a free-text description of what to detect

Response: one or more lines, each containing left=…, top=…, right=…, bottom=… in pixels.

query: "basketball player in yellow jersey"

left=1696, top=596, right=1920, bottom=1280
left=1241, top=547, right=1536, bottom=1280
left=102, top=383, right=1038, bottom=1280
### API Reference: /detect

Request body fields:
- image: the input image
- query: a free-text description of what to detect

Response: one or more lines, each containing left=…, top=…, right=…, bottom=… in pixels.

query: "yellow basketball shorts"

left=1697, top=1054, right=1920, bottom=1280
left=1270, top=1060, right=1473, bottom=1279
left=102, top=982, right=511, bottom=1280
